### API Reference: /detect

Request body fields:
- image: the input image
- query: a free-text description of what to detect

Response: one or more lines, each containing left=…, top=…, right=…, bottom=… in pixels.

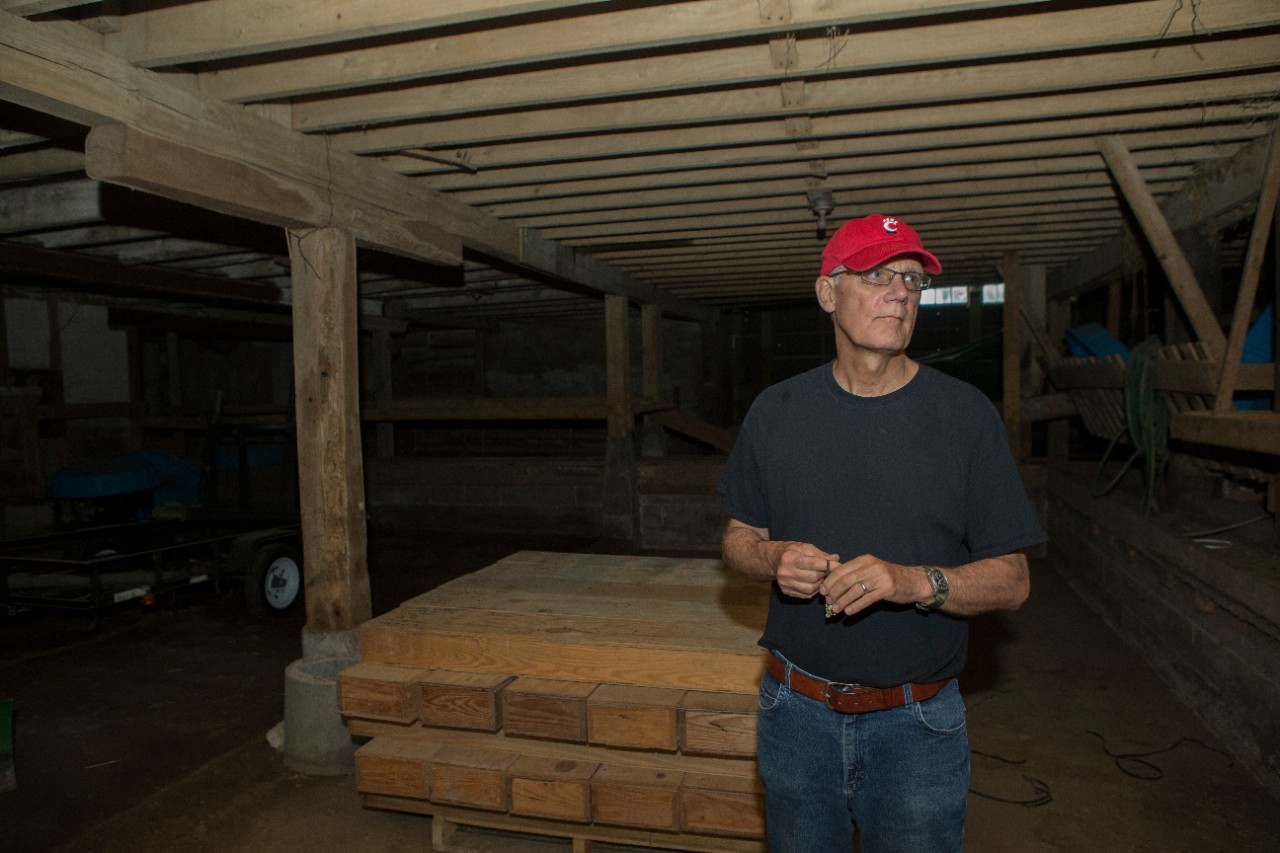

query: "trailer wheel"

left=244, top=543, right=304, bottom=617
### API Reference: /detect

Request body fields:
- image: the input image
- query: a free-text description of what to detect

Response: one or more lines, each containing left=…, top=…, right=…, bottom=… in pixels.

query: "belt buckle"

left=823, top=680, right=865, bottom=711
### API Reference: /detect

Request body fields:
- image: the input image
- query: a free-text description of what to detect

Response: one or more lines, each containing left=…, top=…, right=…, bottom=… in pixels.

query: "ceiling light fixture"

left=807, top=190, right=835, bottom=240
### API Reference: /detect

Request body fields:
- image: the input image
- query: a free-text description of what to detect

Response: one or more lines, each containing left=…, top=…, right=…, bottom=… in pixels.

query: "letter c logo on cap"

left=882, top=218, right=899, bottom=234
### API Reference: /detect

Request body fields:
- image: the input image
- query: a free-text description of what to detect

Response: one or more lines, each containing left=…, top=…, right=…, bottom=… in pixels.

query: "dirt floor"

left=2, top=526, right=1277, bottom=853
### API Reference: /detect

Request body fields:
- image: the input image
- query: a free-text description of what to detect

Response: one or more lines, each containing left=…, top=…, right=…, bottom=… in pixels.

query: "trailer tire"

left=245, top=542, right=304, bottom=617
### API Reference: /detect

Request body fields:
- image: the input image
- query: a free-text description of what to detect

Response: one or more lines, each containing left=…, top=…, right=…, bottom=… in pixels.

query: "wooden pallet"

left=361, top=796, right=767, bottom=853
left=343, top=552, right=772, bottom=852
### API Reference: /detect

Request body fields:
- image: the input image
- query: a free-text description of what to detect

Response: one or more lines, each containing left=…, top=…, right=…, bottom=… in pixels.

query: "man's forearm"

left=721, top=522, right=781, bottom=582
left=932, top=553, right=1029, bottom=617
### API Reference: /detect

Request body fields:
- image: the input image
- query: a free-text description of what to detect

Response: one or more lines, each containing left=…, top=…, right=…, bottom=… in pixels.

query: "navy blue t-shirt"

left=717, top=362, right=1046, bottom=686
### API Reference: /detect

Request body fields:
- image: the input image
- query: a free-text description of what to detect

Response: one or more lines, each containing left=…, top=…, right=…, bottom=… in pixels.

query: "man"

left=717, top=214, right=1046, bottom=852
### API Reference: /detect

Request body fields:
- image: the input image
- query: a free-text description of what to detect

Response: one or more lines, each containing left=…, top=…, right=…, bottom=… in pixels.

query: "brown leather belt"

left=766, top=654, right=950, bottom=714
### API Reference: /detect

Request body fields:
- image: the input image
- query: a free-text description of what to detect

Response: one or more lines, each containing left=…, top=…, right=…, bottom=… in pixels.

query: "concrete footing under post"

left=281, top=628, right=361, bottom=776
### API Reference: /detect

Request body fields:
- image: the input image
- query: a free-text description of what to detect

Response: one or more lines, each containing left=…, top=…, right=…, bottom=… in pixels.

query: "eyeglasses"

left=831, top=265, right=932, bottom=292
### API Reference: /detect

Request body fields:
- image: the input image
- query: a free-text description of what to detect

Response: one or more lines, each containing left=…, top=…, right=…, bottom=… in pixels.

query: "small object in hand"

left=823, top=561, right=835, bottom=617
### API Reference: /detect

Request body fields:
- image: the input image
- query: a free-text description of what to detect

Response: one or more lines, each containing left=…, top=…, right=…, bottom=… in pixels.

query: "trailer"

left=0, top=514, right=303, bottom=620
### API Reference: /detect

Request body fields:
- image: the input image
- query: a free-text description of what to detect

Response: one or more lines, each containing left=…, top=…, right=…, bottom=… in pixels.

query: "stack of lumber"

left=339, top=551, right=773, bottom=853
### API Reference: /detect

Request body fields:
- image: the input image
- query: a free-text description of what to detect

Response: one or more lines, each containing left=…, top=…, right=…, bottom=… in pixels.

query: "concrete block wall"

left=636, top=457, right=725, bottom=552
left=1047, top=471, right=1280, bottom=800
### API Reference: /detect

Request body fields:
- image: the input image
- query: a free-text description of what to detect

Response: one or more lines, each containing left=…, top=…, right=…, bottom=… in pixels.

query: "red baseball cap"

left=820, top=214, right=942, bottom=277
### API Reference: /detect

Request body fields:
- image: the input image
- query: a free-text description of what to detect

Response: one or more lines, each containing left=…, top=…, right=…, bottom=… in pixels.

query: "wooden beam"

left=1020, top=305, right=1059, bottom=365
left=641, top=304, right=661, bottom=402
left=325, top=34, right=1280, bottom=142
left=0, top=14, right=710, bottom=320
left=603, top=292, right=637, bottom=541
left=1057, top=125, right=1280, bottom=298
left=108, top=308, right=290, bottom=341
left=999, top=251, right=1025, bottom=456
left=350, top=71, right=1279, bottom=161
left=0, top=146, right=83, bottom=182
left=107, top=0, right=625, bottom=67
left=1048, top=359, right=1275, bottom=393
left=1096, top=135, right=1227, bottom=357
left=440, top=136, right=1240, bottom=209
left=1, top=0, right=98, bottom=14
left=294, top=28, right=1280, bottom=133
left=0, top=178, right=101, bottom=235
left=84, top=124, right=463, bottom=267
left=646, top=409, right=736, bottom=454
left=605, top=294, right=631, bottom=438
left=362, top=397, right=606, bottom=421
left=1023, top=392, right=1077, bottom=423
left=1171, top=412, right=1280, bottom=456
left=201, top=0, right=1069, bottom=102
left=288, top=226, right=372, bottom=632
left=0, top=240, right=284, bottom=307
left=1215, top=128, right=1280, bottom=412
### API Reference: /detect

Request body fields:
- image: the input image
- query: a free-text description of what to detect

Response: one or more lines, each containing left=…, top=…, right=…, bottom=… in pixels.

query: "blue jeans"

left=757, top=658, right=970, bottom=853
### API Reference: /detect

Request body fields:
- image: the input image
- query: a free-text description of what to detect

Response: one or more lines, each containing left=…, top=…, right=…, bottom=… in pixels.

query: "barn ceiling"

left=1, top=0, right=1279, bottom=324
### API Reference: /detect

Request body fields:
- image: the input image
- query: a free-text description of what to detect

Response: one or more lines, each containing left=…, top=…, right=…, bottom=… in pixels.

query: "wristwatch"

left=915, top=565, right=949, bottom=612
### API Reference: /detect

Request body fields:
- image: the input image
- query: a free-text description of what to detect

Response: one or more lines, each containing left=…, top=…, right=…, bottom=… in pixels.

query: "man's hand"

left=819, top=555, right=927, bottom=617
left=721, top=518, right=837, bottom=599
left=771, top=541, right=841, bottom=600
left=821, top=552, right=1030, bottom=618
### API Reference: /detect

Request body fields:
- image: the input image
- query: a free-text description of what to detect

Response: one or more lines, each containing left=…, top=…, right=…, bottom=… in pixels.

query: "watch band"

left=915, top=565, right=949, bottom=612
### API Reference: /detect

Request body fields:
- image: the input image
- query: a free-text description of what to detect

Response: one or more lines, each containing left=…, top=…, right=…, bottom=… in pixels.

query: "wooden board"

left=347, top=552, right=772, bottom=850
left=679, top=692, right=758, bottom=758
left=354, top=736, right=437, bottom=799
left=337, top=661, right=427, bottom=723
left=503, top=677, right=595, bottom=743
left=591, top=764, right=683, bottom=831
left=359, top=552, right=770, bottom=693
left=508, top=755, right=598, bottom=823
left=360, top=798, right=768, bottom=853
left=419, top=670, right=513, bottom=732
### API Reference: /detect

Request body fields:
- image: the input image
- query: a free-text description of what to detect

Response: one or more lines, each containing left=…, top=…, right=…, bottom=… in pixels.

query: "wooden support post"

left=287, top=226, right=372, bottom=633
left=967, top=285, right=984, bottom=344
left=125, top=327, right=142, bottom=448
left=641, top=303, right=661, bottom=404
left=1106, top=279, right=1123, bottom=340
left=0, top=299, right=9, bottom=385
left=1047, top=296, right=1072, bottom=460
left=165, top=332, right=183, bottom=412
left=1024, top=264, right=1049, bottom=397
left=708, top=311, right=732, bottom=427
left=45, top=298, right=63, bottom=407
left=639, top=303, right=667, bottom=458
left=1000, top=252, right=1027, bottom=458
left=602, top=294, right=636, bottom=542
left=1214, top=128, right=1280, bottom=413
left=1096, top=135, right=1227, bottom=358
left=759, top=311, right=774, bottom=390
left=370, top=327, right=395, bottom=458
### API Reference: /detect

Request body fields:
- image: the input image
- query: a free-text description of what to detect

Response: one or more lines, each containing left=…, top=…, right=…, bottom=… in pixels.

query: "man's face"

left=816, top=253, right=923, bottom=358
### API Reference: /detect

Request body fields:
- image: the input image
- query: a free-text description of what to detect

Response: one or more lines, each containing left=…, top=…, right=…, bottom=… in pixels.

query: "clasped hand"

left=772, top=542, right=921, bottom=617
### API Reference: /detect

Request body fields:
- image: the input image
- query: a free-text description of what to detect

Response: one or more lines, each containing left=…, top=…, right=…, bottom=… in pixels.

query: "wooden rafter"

left=1096, top=134, right=1228, bottom=358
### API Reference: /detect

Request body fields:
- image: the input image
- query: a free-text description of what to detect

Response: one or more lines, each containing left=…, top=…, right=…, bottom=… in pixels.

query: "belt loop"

left=773, top=650, right=793, bottom=690
left=903, top=683, right=914, bottom=703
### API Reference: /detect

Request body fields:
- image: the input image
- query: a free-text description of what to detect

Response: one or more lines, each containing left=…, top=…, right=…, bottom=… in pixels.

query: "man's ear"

left=815, top=276, right=836, bottom=314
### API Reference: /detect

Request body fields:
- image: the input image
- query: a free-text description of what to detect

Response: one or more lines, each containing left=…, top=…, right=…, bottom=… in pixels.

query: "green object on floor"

left=1, top=698, right=14, bottom=792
